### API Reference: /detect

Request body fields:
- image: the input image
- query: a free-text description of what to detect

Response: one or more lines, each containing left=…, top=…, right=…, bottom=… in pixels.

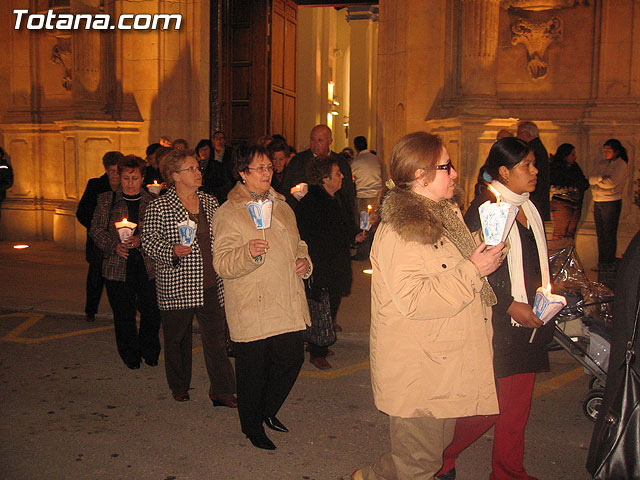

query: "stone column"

left=347, top=6, right=378, bottom=149
left=70, top=0, right=105, bottom=117
left=460, top=0, right=501, bottom=107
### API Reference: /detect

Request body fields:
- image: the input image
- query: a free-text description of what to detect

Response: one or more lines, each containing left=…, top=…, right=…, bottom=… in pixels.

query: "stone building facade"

left=1, top=0, right=638, bottom=268
left=377, top=0, right=640, bottom=266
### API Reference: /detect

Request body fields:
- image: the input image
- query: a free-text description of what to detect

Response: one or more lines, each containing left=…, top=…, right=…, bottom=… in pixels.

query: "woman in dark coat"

left=437, top=137, right=554, bottom=480
left=549, top=143, right=589, bottom=240
left=295, top=155, right=365, bottom=369
left=586, top=229, right=640, bottom=475
left=90, top=155, right=161, bottom=369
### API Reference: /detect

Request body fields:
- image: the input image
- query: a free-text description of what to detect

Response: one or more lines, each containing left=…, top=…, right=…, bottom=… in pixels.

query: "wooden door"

left=270, top=0, right=297, bottom=143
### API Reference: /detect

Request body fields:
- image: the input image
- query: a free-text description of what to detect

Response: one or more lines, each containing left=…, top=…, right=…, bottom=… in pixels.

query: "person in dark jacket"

left=437, top=137, right=554, bottom=480
left=89, top=155, right=161, bottom=369
left=198, top=138, right=232, bottom=203
left=586, top=229, right=640, bottom=475
left=549, top=143, right=589, bottom=240
left=76, top=151, right=123, bottom=322
left=266, top=140, right=290, bottom=195
left=281, top=124, right=357, bottom=227
left=295, top=155, right=365, bottom=370
left=517, top=121, right=550, bottom=221
left=0, top=147, right=13, bottom=227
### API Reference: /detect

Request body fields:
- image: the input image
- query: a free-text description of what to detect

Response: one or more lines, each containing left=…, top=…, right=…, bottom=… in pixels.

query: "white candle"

left=147, top=180, right=162, bottom=196
left=115, top=218, right=137, bottom=243
left=530, top=283, right=567, bottom=342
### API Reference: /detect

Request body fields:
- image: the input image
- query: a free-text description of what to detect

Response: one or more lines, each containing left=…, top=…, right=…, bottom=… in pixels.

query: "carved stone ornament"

left=50, top=37, right=72, bottom=91
left=511, top=16, right=563, bottom=79
left=502, top=0, right=587, bottom=11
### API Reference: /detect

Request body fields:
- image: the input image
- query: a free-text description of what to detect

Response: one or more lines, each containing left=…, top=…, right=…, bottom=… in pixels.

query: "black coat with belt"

left=295, top=184, right=357, bottom=298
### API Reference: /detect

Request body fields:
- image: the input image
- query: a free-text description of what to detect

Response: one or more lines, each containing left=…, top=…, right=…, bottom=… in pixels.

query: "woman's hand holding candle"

left=249, top=239, right=269, bottom=259
left=173, top=244, right=192, bottom=258
left=469, top=241, right=505, bottom=277
left=295, top=258, right=310, bottom=276
left=507, top=301, right=543, bottom=328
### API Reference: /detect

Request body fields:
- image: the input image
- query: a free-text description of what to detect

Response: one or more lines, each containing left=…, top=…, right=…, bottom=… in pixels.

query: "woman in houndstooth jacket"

left=141, top=149, right=236, bottom=406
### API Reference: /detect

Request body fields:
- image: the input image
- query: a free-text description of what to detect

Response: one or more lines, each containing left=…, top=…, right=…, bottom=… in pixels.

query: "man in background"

left=517, top=121, right=550, bottom=221
left=76, top=151, right=123, bottom=322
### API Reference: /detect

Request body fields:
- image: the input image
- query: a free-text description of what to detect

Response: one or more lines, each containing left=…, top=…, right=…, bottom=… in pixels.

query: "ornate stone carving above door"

left=50, top=37, right=72, bottom=91
left=502, top=0, right=587, bottom=11
left=511, top=16, right=563, bottom=79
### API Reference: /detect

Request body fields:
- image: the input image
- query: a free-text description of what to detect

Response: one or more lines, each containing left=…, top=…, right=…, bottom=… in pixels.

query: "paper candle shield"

left=359, top=211, right=371, bottom=231
left=115, top=219, right=137, bottom=243
left=478, top=200, right=518, bottom=246
left=247, top=200, right=273, bottom=230
left=532, top=287, right=567, bottom=324
left=178, top=219, right=197, bottom=246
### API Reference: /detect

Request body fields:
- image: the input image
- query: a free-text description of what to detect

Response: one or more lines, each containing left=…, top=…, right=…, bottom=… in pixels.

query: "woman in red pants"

left=436, top=137, right=555, bottom=480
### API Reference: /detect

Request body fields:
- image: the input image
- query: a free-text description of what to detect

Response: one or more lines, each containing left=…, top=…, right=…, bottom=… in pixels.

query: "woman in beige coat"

left=352, top=132, right=504, bottom=480
left=212, top=143, right=312, bottom=451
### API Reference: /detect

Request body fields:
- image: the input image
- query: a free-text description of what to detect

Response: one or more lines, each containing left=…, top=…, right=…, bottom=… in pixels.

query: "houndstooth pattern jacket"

left=141, top=187, right=224, bottom=311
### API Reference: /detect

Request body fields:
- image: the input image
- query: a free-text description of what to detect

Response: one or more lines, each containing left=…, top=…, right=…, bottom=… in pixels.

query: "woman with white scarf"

left=436, top=137, right=552, bottom=480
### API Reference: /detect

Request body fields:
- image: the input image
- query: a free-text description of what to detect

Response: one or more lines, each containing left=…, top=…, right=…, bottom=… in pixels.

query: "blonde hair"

left=389, top=132, right=443, bottom=190
left=160, top=149, right=196, bottom=187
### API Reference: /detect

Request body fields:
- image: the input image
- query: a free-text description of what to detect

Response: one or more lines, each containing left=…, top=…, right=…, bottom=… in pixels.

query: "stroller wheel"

left=589, top=376, right=606, bottom=391
left=583, top=389, right=605, bottom=422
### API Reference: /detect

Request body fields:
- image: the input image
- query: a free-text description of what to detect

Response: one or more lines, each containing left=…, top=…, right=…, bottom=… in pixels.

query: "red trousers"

left=438, top=373, right=538, bottom=480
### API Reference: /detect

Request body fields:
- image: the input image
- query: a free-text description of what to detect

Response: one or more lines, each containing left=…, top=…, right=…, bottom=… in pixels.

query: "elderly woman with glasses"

left=212, top=143, right=312, bottom=451
left=141, top=149, right=237, bottom=407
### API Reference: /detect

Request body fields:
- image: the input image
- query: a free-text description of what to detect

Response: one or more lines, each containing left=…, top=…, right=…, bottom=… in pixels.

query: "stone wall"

left=0, top=0, right=209, bottom=248
left=377, top=0, right=640, bottom=268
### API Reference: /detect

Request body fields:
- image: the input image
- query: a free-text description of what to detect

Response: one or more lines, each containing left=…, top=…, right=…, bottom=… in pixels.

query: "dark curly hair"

left=306, top=155, right=338, bottom=185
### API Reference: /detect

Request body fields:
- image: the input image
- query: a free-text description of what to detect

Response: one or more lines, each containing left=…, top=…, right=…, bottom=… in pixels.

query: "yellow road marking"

left=0, top=312, right=113, bottom=344
left=300, top=360, right=370, bottom=379
left=533, top=367, right=585, bottom=399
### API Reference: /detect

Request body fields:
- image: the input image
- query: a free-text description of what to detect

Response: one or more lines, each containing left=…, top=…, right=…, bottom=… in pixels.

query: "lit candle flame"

left=122, top=218, right=127, bottom=222
left=367, top=204, right=372, bottom=212
left=547, top=283, right=552, bottom=292
left=153, top=180, right=158, bottom=185
left=487, top=184, right=501, bottom=203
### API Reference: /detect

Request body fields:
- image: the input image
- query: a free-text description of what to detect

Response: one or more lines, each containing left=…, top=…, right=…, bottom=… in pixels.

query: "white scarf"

left=490, top=181, right=550, bottom=326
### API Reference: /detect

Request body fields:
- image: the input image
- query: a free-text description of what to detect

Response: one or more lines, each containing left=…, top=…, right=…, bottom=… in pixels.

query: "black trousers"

left=104, top=270, right=161, bottom=365
left=234, top=330, right=304, bottom=436
left=309, top=295, right=341, bottom=359
left=160, top=287, right=236, bottom=396
left=85, top=257, right=105, bottom=316
left=594, top=199, right=622, bottom=266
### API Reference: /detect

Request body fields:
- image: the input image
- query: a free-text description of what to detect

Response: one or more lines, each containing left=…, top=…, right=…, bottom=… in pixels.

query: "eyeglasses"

left=434, top=160, right=454, bottom=174
left=176, top=166, right=202, bottom=174
left=247, top=165, right=274, bottom=173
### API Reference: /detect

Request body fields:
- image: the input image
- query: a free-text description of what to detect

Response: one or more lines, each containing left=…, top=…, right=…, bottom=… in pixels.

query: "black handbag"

left=303, top=277, right=336, bottom=347
left=592, top=301, right=640, bottom=480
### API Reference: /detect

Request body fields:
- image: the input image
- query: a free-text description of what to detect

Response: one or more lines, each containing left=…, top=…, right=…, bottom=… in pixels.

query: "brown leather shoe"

left=210, top=393, right=238, bottom=408
left=310, top=356, right=332, bottom=370
left=172, top=391, right=190, bottom=402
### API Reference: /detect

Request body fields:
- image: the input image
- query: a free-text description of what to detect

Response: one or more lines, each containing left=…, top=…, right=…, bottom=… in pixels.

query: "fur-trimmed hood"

left=379, top=185, right=465, bottom=245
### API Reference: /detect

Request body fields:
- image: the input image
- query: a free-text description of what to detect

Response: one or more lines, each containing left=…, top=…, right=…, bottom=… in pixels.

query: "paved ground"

left=0, top=242, right=599, bottom=479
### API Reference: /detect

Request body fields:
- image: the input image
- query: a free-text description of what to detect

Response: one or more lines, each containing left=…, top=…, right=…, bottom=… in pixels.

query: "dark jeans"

left=550, top=199, right=581, bottom=240
left=85, top=257, right=105, bottom=316
left=594, top=200, right=622, bottom=266
left=104, top=271, right=161, bottom=366
left=234, top=330, right=304, bottom=436
left=309, top=295, right=341, bottom=359
left=160, top=287, right=235, bottom=396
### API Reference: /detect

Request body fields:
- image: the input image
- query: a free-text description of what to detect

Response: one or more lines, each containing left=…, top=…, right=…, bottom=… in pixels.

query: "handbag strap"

left=628, top=294, right=640, bottom=355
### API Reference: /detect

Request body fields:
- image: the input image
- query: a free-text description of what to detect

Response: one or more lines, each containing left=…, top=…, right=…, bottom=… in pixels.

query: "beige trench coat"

left=370, top=221, right=498, bottom=419
left=212, top=183, right=312, bottom=343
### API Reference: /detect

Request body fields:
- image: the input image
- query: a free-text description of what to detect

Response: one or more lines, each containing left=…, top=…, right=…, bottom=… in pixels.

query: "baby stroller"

left=547, top=240, right=615, bottom=422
